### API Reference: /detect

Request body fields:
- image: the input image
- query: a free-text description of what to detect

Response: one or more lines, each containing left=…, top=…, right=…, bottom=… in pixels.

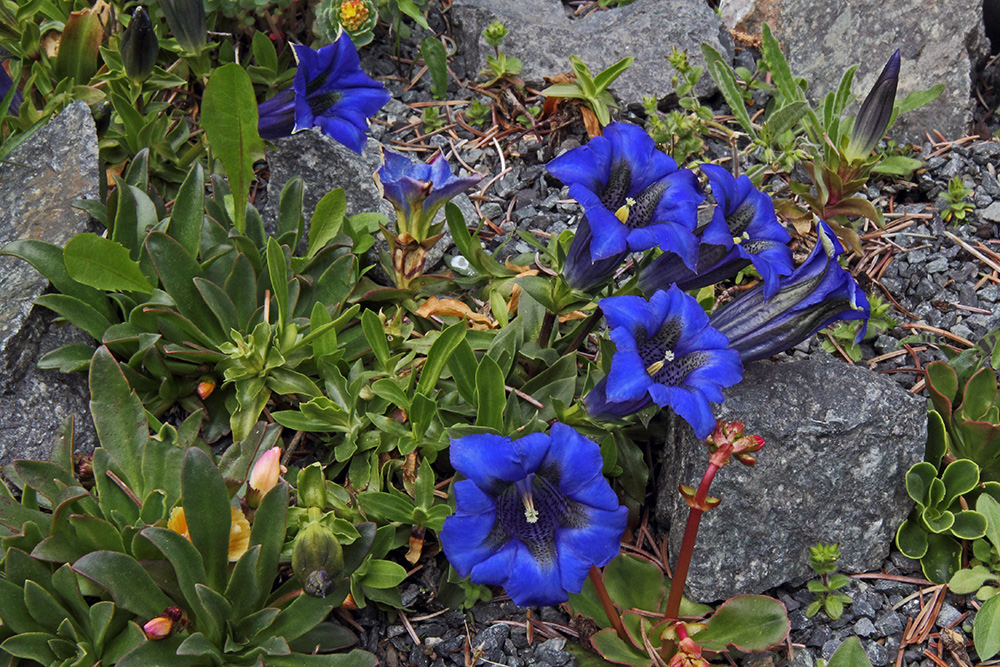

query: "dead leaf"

left=415, top=297, right=494, bottom=329
left=580, top=106, right=602, bottom=138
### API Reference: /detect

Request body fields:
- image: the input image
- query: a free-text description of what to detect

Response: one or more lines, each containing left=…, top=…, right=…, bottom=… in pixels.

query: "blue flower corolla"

left=375, top=147, right=483, bottom=241
left=439, top=424, right=628, bottom=607
left=546, top=122, right=704, bottom=266
left=561, top=216, right=629, bottom=292
left=638, top=163, right=793, bottom=299
left=708, top=221, right=871, bottom=363
left=584, top=285, right=743, bottom=438
left=257, top=35, right=389, bottom=153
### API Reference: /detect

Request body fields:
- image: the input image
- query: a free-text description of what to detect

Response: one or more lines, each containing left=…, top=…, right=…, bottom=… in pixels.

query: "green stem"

left=537, top=310, right=556, bottom=349
left=663, top=442, right=733, bottom=621
left=588, top=566, right=630, bottom=644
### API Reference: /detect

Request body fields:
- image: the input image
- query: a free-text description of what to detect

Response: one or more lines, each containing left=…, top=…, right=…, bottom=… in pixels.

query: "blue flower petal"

left=606, top=349, right=652, bottom=403
left=468, top=541, right=516, bottom=587
left=543, top=432, right=621, bottom=510
left=501, top=541, right=571, bottom=607
left=546, top=135, right=612, bottom=193
left=439, top=482, right=499, bottom=577
left=599, top=295, right=660, bottom=339
left=556, top=505, right=629, bottom=575
left=450, top=433, right=549, bottom=493
left=649, top=384, right=717, bottom=439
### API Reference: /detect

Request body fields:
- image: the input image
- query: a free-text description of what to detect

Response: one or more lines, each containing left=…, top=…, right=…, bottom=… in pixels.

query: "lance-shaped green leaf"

left=56, top=9, right=102, bottom=83
left=201, top=64, right=265, bottom=235
left=73, top=551, right=173, bottom=619
left=693, top=595, right=790, bottom=652
left=181, top=448, right=232, bottom=591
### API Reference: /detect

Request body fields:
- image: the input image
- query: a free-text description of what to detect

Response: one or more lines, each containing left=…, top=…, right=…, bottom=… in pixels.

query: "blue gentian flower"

left=257, top=35, right=389, bottom=153
left=709, top=221, right=871, bottom=362
left=375, top=147, right=483, bottom=242
left=440, top=424, right=628, bottom=607
left=585, top=285, right=743, bottom=438
left=561, top=217, right=630, bottom=292
left=546, top=122, right=704, bottom=266
left=639, top=163, right=793, bottom=299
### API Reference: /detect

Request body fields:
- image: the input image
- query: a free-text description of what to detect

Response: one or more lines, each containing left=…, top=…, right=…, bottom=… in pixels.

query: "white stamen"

left=522, top=491, right=539, bottom=523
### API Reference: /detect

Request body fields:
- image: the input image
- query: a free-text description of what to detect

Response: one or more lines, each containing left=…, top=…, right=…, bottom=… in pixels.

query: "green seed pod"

left=292, top=522, right=344, bottom=597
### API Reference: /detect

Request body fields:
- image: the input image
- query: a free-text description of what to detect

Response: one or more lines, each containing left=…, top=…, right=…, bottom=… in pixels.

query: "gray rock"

left=0, top=101, right=99, bottom=465
left=451, top=0, right=732, bottom=105
left=655, top=360, right=925, bottom=601
left=980, top=201, right=1000, bottom=222
left=718, top=0, right=989, bottom=142
left=264, top=132, right=391, bottom=228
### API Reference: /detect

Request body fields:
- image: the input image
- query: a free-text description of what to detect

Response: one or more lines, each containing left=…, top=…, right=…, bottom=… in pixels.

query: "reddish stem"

left=588, top=565, right=629, bottom=644
left=663, top=442, right=733, bottom=621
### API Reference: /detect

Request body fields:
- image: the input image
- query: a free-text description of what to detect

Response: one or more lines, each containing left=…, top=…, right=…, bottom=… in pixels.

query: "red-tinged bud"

left=340, top=593, right=358, bottom=610
left=667, top=622, right=709, bottom=667
left=143, top=616, right=173, bottom=639
left=705, top=419, right=764, bottom=467
left=248, top=446, right=286, bottom=506
left=197, top=379, right=215, bottom=400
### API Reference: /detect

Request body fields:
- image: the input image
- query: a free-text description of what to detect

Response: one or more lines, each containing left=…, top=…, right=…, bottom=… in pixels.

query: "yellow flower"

left=167, top=506, right=251, bottom=561
left=339, top=0, right=369, bottom=31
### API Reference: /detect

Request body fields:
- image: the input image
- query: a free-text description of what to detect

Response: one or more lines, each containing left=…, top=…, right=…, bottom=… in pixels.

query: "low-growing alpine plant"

left=0, top=9, right=902, bottom=664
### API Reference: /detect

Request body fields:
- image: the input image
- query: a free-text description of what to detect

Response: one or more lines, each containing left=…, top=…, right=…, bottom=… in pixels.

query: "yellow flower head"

left=339, top=0, right=369, bottom=31
left=167, top=506, right=251, bottom=562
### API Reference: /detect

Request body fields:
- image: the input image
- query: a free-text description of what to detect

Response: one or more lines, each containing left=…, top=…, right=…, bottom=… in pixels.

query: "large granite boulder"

left=655, top=359, right=925, bottom=602
left=718, top=0, right=989, bottom=142
left=0, top=101, right=100, bottom=464
left=451, top=0, right=733, bottom=104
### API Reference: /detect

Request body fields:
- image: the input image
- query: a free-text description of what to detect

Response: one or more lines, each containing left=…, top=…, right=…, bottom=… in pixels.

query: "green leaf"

left=980, top=494, right=1000, bottom=551
left=764, top=100, right=808, bottom=138
left=265, top=650, right=379, bottom=667
left=89, top=346, right=147, bottom=493
left=700, top=43, right=757, bottom=140
left=420, top=37, right=448, bottom=100
left=475, top=355, right=505, bottom=430
left=181, top=447, right=231, bottom=591
left=361, top=309, right=390, bottom=370
left=1, top=239, right=108, bottom=311
left=201, top=63, right=265, bottom=235
left=921, top=532, right=962, bottom=583
left=695, top=595, right=790, bottom=652
left=56, top=9, right=102, bottom=83
left=307, top=189, right=346, bottom=261
left=416, top=322, right=467, bottom=396
left=33, top=293, right=113, bottom=340
left=895, top=84, right=944, bottom=115
left=267, top=238, right=290, bottom=330
left=360, top=559, right=407, bottom=589
left=540, top=83, right=588, bottom=101
left=588, top=627, right=652, bottom=667
left=168, top=163, right=205, bottom=257
left=64, top=233, right=154, bottom=293
left=871, top=155, right=923, bottom=176
left=73, top=551, right=173, bottom=618
left=976, top=594, right=1000, bottom=659
left=826, top=637, right=873, bottom=667
left=760, top=24, right=801, bottom=103
left=37, top=342, right=94, bottom=372
left=593, top=57, right=633, bottom=93
left=358, top=492, right=414, bottom=523
left=250, top=484, right=289, bottom=607
left=950, top=564, right=996, bottom=595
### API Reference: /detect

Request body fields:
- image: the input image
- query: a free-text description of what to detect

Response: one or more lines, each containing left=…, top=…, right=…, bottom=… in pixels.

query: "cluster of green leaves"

left=821, top=293, right=897, bottom=362
left=479, top=20, right=523, bottom=87
left=541, top=54, right=633, bottom=127
left=644, top=48, right=714, bottom=162
left=0, top=347, right=378, bottom=666
left=804, top=543, right=852, bottom=620
left=940, top=176, right=976, bottom=224
left=702, top=23, right=940, bottom=251
left=895, top=331, right=1000, bottom=583
left=562, top=555, right=789, bottom=667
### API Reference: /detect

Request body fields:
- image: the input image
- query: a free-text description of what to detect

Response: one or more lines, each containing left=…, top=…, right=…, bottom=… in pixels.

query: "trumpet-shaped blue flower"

left=257, top=35, right=389, bottom=153
left=709, top=221, right=871, bottom=362
left=440, top=424, right=627, bottom=607
left=639, top=163, right=793, bottom=299
left=375, top=147, right=483, bottom=241
left=546, top=122, right=704, bottom=266
left=585, top=285, right=743, bottom=438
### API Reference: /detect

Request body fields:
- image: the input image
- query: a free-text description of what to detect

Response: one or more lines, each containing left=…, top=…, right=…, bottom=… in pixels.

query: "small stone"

left=936, top=602, right=962, bottom=629
left=854, top=617, right=877, bottom=637
left=875, top=610, right=905, bottom=637
left=822, top=639, right=843, bottom=659
left=979, top=201, right=1000, bottom=222
left=865, top=640, right=892, bottom=667
left=471, top=624, right=509, bottom=653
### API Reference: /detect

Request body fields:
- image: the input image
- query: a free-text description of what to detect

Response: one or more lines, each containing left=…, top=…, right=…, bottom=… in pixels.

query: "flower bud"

left=196, top=377, right=215, bottom=400
left=483, top=20, right=509, bottom=48
left=120, top=7, right=158, bottom=82
left=844, top=50, right=900, bottom=162
left=143, top=615, right=173, bottom=639
left=292, top=522, right=344, bottom=597
left=248, top=446, right=286, bottom=507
